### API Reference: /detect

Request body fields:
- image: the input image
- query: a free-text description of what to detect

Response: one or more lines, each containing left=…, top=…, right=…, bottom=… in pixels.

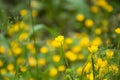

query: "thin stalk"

left=28, top=0, right=39, bottom=78
left=91, top=54, right=95, bottom=80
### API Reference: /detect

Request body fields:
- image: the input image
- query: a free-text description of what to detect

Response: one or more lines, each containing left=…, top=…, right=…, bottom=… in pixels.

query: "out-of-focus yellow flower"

left=0, top=60, right=4, bottom=67
left=91, top=6, right=99, bottom=13
left=38, top=58, right=46, bottom=66
left=88, top=45, right=98, bottom=53
left=19, top=32, right=29, bottom=41
left=49, top=67, right=57, bottom=77
left=104, top=5, right=113, bottom=12
left=76, top=14, right=85, bottom=22
left=0, top=68, right=7, bottom=75
left=106, top=50, right=114, bottom=59
left=17, top=58, right=25, bottom=65
left=40, top=47, right=48, bottom=54
left=55, top=35, right=64, bottom=45
left=7, top=64, right=14, bottom=71
left=95, top=28, right=102, bottom=35
left=85, top=19, right=94, bottom=27
left=77, top=54, right=84, bottom=60
left=97, top=58, right=108, bottom=68
left=31, top=0, right=39, bottom=8
left=28, top=57, right=37, bottom=67
left=109, top=65, right=118, bottom=73
left=84, top=62, right=91, bottom=73
left=115, top=28, right=120, bottom=34
left=20, top=66, right=27, bottom=72
left=20, top=9, right=27, bottom=16
left=77, top=67, right=82, bottom=75
left=53, top=55, right=60, bottom=63
left=0, top=46, right=5, bottom=54
left=91, top=37, right=102, bottom=46
left=80, top=37, right=90, bottom=47
left=27, top=43, right=36, bottom=54
left=65, top=38, right=73, bottom=44
left=71, top=46, right=81, bottom=53
left=32, top=10, right=38, bottom=17
left=12, top=47, right=22, bottom=56
left=87, top=73, right=93, bottom=80
left=65, top=51, right=77, bottom=61
left=58, top=65, right=66, bottom=72
left=51, top=40, right=61, bottom=48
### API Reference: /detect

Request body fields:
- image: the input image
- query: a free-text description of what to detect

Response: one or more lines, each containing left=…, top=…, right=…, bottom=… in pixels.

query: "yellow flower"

left=7, top=64, right=14, bottom=71
left=76, top=14, right=85, bottom=22
left=12, top=47, right=22, bottom=56
left=79, top=37, right=90, bottom=47
left=58, top=65, right=66, bottom=72
left=0, top=68, right=7, bottom=75
left=95, top=28, right=102, bottom=35
left=65, top=51, right=77, bottom=61
left=20, top=9, right=27, bottom=16
left=106, top=50, right=114, bottom=59
left=115, top=28, right=120, bottom=34
left=53, top=55, right=60, bottom=63
left=91, top=37, right=102, bottom=46
left=88, top=45, right=98, bottom=53
left=90, top=6, right=99, bottom=13
left=28, top=57, right=37, bottom=67
left=71, top=46, right=81, bottom=53
left=38, top=58, right=46, bottom=66
left=0, top=60, right=4, bottom=67
left=49, top=67, right=57, bottom=77
left=19, top=32, right=28, bottom=41
left=40, top=47, right=48, bottom=54
left=77, top=54, right=84, bottom=60
left=27, top=43, right=36, bottom=54
left=77, top=67, right=82, bottom=75
left=0, top=46, right=5, bottom=54
left=65, top=38, right=73, bottom=44
left=55, top=35, right=64, bottom=44
left=85, top=19, right=94, bottom=27
left=84, top=62, right=91, bottom=73
left=32, top=10, right=38, bottom=17
left=20, top=66, right=27, bottom=72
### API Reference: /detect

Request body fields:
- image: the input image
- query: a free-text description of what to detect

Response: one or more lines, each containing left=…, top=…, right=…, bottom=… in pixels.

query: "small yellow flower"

left=115, top=28, right=120, bottom=34
left=28, top=57, right=37, bottom=67
left=0, top=60, right=4, bottom=67
left=20, top=66, right=27, bottom=72
left=53, top=55, right=60, bottom=63
left=58, top=65, right=66, bottom=72
left=55, top=35, right=64, bottom=45
left=85, top=19, right=94, bottom=27
left=0, top=68, right=7, bottom=75
left=40, top=47, right=48, bottom=54
left=7, top=64, right=14, bottom=71
left=20, top=9, right=27, bottom=16
left=32, top=10, right=38, bottom=17
left=106, top=50, right=114, bottom=59
left=38, top=58, right=46, bottom=66
left=19, top=32, right=28, bottom=41
left=77, top=67, right=82, bottom=75
left=90, top=6, right=99, bottom=13
left=88, top=45, right=98, bottom=53
left=76, top=14, right=85, bottom=22
left=65, top=51, right=77, bottom=61
left=0, top=46, right=5, bottom=54
left=49, top=67, right=57, bottom=77
left=65, top=38, right=73, bottom=44
left=95, top=28, right=102, bottom=35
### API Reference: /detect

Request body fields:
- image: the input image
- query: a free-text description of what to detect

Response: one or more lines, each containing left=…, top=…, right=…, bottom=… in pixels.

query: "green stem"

left=91, top=54, right=95, bottom=80
left=28, top=0, right=39, bottom=78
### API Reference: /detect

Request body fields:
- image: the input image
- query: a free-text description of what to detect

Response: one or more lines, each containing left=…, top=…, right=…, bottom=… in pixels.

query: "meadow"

left=0, top=0, right=120, bottom=80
